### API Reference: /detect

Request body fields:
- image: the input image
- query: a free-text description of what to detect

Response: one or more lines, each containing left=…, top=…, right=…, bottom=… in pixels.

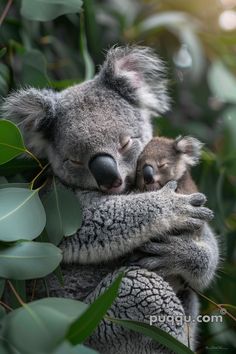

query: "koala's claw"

left=180, top=218, right=203, bottom=231
left=163, top=180, right=177, bottom=191
left=189, top=193, right=206, bottom=207
left=189, top=206, right=214, bottom=221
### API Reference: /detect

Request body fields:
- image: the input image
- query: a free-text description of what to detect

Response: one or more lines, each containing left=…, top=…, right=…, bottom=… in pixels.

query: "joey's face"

left=136, top=137, right=186, bottom=191
left=48, top=82, right=152, bottom=193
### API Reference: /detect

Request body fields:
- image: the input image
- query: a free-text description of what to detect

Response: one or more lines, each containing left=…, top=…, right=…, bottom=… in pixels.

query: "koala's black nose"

left=143, top=165, right=155, bottom=184
left=89, top=154, right=122, bottom=191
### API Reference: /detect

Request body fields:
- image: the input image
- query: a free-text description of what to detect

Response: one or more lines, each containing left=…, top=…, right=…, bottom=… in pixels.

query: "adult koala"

left=3, top=47, right=219, bottom=353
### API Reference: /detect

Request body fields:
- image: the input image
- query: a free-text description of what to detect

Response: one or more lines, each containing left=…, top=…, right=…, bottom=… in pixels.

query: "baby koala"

left=132, top=135, right=203, bottom=290
left=136, top=135, right=203, bottom=194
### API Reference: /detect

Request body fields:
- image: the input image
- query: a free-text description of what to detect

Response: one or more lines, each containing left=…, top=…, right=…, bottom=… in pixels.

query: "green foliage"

left=67, top=273, right=123, bottom=345
left=0, top=0, right=236, bottom=353
left=0, top=120, right=26, bottom=165
left=42, top=177, right=82, bottom=245
left=0, top=187, right=46, bottom=241
left=0, top=241, right=62, bottom=279
left=107, top=318, right=194, bottom=354
left=21, top=0, right=83, bottom=22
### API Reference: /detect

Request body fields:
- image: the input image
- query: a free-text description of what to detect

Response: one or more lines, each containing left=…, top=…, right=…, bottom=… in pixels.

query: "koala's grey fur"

left=2, top=46, right=219, bottom=354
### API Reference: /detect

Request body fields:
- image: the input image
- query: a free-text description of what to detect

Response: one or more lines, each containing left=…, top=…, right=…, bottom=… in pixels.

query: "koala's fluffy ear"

left=2, top=88, right=58, bottom=157
left=98, top=46, right=170, bottom=114
left=174, top=136, right=204, bottom=166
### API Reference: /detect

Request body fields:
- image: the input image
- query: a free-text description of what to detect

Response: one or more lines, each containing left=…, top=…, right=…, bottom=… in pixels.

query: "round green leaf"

left=0, top=121, right=26, bottom=165
left=0, top=242, right=62, bottom=279
left=42, top=179, right=82, bottom=245
left=0, top=188, right=46, bottom=242
left=4, top=298, right=87, bottom=354
left=21, top=0, right=83, bottom=22
left=53, top=342, right=98, bottom=354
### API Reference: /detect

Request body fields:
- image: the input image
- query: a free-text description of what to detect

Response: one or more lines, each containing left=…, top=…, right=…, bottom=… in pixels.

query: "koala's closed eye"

left=119, top=137, right=132, bottom=152
left=69, top=159, right=84, bottom=167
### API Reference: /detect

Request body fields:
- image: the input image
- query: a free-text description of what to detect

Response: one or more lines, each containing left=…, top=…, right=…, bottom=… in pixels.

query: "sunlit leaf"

left=21, top=0, right=83, bottom=22
left=4, top=298, right=88, bottom=354
left=208, top=61, right=236, bottom=103
left=0, top=188, right=46, bottom=242
left=42, top=178, right=82, bottom=245
left=0, top=121, right=25, bottom=165
left=67, top=273, right=123, bottom=345
left=0, top=242, right=62, bottom=279
left=138, top=12, right=204, bottom=81
left=107, top=318, right=194, bottom=354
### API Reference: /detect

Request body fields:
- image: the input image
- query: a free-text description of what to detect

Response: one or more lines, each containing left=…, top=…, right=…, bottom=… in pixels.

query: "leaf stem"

left=7, top=280, right=25, bottom=306
left=0, top=299, right=13, bottom=311
left=189, top=286, right=236, bottom=322
left=30, top=280, right=37, bottom=301
left=0, top=0, right=13, bottom=27
left=25, top=149, right=43, bottom=169
left=30, top=163, right=49, bottom=190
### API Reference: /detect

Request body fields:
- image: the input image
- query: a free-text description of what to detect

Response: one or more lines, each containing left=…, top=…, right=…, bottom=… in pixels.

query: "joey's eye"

left=159, top=163, right=168, bottom=169
left=119, top=137, right=132, bottom=152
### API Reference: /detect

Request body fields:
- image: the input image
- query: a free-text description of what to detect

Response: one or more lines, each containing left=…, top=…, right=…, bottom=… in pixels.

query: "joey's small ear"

left=174, top=136, right=204, bottom=166
left=1, top=88, right=58, bottom=157
left=98, top=46, right=170, bottom=114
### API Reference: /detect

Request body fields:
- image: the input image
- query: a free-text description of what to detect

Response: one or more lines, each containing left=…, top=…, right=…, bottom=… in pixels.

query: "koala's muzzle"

left=89, top=154, right=122, bottom=192
left=143, top=165, right=155, bottom=184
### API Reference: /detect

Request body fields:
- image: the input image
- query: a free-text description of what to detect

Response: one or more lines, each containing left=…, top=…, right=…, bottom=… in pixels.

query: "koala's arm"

left=61, top=182, right=213, bottom=264
left=136, top=223, right=219, bottom=290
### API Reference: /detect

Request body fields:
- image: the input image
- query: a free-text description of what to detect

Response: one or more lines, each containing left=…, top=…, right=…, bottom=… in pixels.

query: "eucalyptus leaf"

left=0, top=121, right=26, bottom=165
left=0, top=48, right=7, bottom=58
left=0, top=242, right=62, bottom=279
left=0, top=188, right=46, bottom=242
left=80, top=16, right=95, bottom=81
left=67, top=273, right=123, bottom=345
left=21, top=50, right=49, bottom=88
left=53, top=342, right=98, bottom=354
left=4, top=298, right=88, bottom=354
left=107, top=318, right=194, bottom=354
left=0, top=177, right=8, bottom=184
left=42, top=178, right=82, bottom=245
left=21, top=0, right=83, bottom=22
left=0, top=183, right=29, bottom=189
left=208, top=61, right=236, bottom=103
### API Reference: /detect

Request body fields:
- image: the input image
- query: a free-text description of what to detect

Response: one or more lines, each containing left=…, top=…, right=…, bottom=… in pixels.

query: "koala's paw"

left=156, top=184, right=214, bottom=233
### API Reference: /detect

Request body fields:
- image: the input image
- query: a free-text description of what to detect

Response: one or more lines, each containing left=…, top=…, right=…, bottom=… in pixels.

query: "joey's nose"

left=89, top=154, right=122, bottom=191
left=143, top=165, right=155, bottom=184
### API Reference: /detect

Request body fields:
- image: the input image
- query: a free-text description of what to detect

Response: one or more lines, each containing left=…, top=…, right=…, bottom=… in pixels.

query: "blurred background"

left=0, top=0, right=236, bottom=352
